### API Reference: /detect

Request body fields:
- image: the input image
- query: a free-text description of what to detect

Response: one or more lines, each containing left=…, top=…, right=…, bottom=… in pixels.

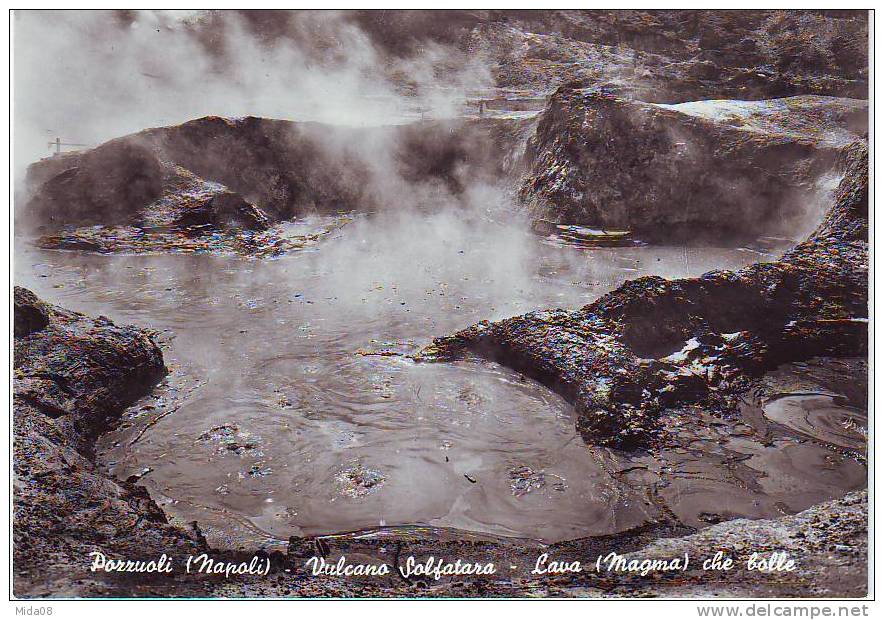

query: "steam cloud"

left=14, top=9, right=553, bottom=330
left=12, top=9, right=492, bottom=182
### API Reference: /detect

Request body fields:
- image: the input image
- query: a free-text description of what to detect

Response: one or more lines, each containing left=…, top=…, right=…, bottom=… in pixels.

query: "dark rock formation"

left=18, top=12, right=869, bottom=250
left=22, top=115, right=525, bottom=255
left=17, top=10, right=869, bottom=252
left=12, top=288, right=199, bottom=595
left=173, top=189, right=270, bottom=233
left=23, top=91, right=866, bottom=251
left=139, top=116, right=371, bottom=221
left=518, top=87, right=867, bottom=241
left=426, top=141, right=868, bottom=449
left=13, top=289, right=168, bottom=451
left=469, top=10, right=868, bottom=101
left=139, top=116, right=516, bottom=220
left=13, top=286, right=50, bottom=337
left=25, top=139, right=164, bottom=227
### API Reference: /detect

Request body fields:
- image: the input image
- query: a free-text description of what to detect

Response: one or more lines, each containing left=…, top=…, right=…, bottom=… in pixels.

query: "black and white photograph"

left=8, top=7, right=874, bottom=608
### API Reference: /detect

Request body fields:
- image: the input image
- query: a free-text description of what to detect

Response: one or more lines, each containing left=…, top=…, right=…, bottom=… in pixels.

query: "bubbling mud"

left=14, top=219, right=866, bottom=547
left=763, top=394, right=867, bottom=452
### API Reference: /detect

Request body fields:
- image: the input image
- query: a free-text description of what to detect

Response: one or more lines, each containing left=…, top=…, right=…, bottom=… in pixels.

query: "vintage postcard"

left=8, top=7, right=873, bottom=611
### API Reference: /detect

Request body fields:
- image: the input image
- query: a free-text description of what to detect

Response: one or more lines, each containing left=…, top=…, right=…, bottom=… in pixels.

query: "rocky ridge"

left=426, top=141, right=868, bottom=449
left=519, top=88, right=866, bottom=240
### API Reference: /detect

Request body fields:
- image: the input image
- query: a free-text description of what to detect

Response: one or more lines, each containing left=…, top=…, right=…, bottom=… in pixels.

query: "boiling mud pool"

left=15, top=215, right=866, bottom=546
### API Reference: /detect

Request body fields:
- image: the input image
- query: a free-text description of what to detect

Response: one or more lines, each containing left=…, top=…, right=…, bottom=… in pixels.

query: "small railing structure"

left=47, top=137, right=91, bottom=155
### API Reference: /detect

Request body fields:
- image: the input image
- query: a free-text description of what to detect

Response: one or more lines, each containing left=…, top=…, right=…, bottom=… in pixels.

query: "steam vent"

left=12, top=10, right=871, bottom=601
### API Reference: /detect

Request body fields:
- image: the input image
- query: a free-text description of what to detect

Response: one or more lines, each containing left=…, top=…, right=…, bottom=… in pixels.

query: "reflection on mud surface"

left=14, top=217, right=865, bottom=545
left=763, top=394, right=867, bottom=452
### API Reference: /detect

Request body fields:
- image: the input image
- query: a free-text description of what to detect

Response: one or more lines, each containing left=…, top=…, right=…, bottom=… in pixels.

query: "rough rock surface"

left=21, top=11, right=869, bottom=251
left=25, top=139, right=164, bottom=228
left=518, top=87, right=867, bottom=240
left=469, top=10, right=867, bottom=102
left=172, top=188, right=270, bottom=233
left=12, top=287, right=202, bottom=596
left=427, top=142, right=867, bottom=449
left=24, top=91, right=867, bottom=250
left=13, top=286, right=50, bottom=337
left=26, top=116, right=517, bottom=224
left=23, top=116, right=524, bottom=256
